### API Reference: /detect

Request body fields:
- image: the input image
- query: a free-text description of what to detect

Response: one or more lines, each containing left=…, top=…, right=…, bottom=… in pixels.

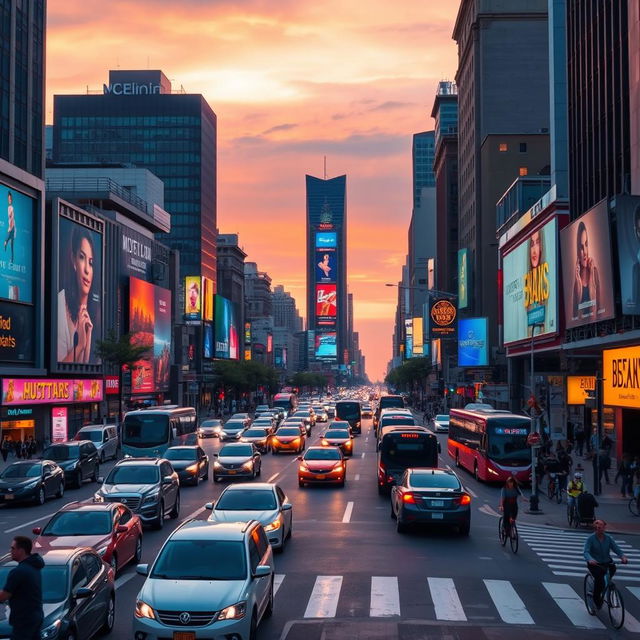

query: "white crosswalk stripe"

left=273, top=572, right=640, bottom=631
left=518, top=524, right=640, bottom=580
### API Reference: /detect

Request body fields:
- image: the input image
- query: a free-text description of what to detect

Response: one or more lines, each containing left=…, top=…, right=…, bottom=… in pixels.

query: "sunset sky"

left=46, top=1, right=460, bottom=381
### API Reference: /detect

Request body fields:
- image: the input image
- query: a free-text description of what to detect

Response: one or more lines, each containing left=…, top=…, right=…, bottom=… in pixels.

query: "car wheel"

left=100, top=594, right=115, bottom=634
left=339, top=479, right=345, bottom=488
left=474, top=464, right=479, bottom=481
left=65, top=628, right=77, bottom=640
left=192, top=472, right=199, bottom=487
left=35, top=486, right=45, bottom=506
left=455, top=451, right=460, bottom=468
left=202, top=466, right=209, bottom=481
left=298, top=479, right=304, bottom=488
left=256, top=462, right=261, bottom=477
left=56, top=481, right=64, bottom=499
left=91, top=465, right=99, bottom=482
left=213, top=474, right=220, bottom=483
left=264, top=576, right=274, bottom=617
left=272, top=448, right=278, bottom=455
left=287, top=520, right=292, bottom=539
left=249, top=610, right=258, bottom=640
left=170, top=492, right=180, bottom=519
left=109, top=553, right=118, bottom=576
left=154, top=502, right=165, bottom=530
left=459, top=520, right=471, bottom=536
left=74, top=470, right=82, bottom=489
left=396, top=517, right=408, bottom=534
left=390, top=501, right=396, bottom=519
left=100, top=451, right=105, bottom=464
left=133, top=536, right=142, bottom=564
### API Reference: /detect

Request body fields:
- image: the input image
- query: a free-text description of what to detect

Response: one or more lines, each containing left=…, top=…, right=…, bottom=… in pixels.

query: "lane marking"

left=267, top=473, right=279, bottom=483
left=274, top=574, right=285, bottom=596
left=342, top=502, right=354, bottom=523
left=542, top=582, right=604, bottom=629
left=370, top=576, right=400, bottom=617
left=484, top=579, right=534, bottom=625
left=181, top=506, right=205, bottom=522
left=4, top=511, right=59, bottom=534
left=304, top=575, right=343, bottom=618
left=428, top=577, right=466, bottom=621
left=478, top=505, right=500, bottom=518
left=361, top=452, right=366, bottom=459
left=355, top=474, right=360, bottom=481
left=115, top=572, right=137, bottom=590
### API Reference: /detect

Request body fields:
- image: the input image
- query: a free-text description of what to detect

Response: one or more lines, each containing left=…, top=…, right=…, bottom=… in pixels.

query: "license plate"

left=316, top=474, right=325, bottom=480
left=227, top=470, right=236, bottom=475
left=430, top=500, right=444, bottom=507
left=432, top=512, right=444, bottom=519
left=173, top=632, right=195, bottom=640
left=3, top=494, right=13, bottom=500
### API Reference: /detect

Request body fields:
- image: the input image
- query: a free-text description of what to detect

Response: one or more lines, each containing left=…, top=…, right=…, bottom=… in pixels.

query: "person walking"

left=598, top=447, right=611, bottom=486
left=575, top=424, right=585, bottom=457
left=0, top=437, right=9, bottom=463
left=0, top=536, right=44, bottom=640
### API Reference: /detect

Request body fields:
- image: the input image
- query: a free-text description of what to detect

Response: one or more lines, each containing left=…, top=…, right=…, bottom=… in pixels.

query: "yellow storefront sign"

left=603, top=346, right=640, bottom=408
left=567, top=376, right=596, bottom=405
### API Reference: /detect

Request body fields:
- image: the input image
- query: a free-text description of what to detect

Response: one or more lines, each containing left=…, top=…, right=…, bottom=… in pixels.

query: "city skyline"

left=45, top=1, right=460, bottom=380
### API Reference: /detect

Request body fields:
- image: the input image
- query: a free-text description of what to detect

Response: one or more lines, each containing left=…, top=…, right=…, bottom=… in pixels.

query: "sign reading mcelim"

left=603, top=346, right=640, bottom=408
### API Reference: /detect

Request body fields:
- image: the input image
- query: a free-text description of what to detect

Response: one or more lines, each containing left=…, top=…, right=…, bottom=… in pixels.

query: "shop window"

left=519, top=142, right=527, bottom=152
left=519, top=167, right=528, bottom=176
left=499, top=143, right=508, bottom=152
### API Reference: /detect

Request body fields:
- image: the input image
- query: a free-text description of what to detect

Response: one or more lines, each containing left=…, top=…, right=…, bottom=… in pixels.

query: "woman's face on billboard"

left=529, top=231, right=541, bottom=268
left=74, top=237, right=94, bottom=297
left=578, top=229, right=589, bottom=268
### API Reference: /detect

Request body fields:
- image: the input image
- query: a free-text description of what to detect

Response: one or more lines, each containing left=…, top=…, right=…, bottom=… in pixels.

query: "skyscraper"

left=52, top=70, right=217, bottom=283
left=306, top=175, right=347, bottom=365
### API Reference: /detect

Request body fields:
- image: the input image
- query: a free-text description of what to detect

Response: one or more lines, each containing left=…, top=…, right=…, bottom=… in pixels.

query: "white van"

left=74, top=424, right=119, bottom=462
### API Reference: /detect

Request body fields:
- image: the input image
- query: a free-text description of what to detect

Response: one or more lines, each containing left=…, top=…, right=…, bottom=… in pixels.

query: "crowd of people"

left=0, top=436, right=37, bottom=463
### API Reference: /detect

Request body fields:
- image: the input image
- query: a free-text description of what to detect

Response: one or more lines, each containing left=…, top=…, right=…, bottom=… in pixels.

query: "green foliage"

left=214, top=360, right=280, bottom=395
left=290, top=371, right=328, bottom=391
left=95, top=330, right=150, bottom=369
left=385, top=358, right=432, bottom=390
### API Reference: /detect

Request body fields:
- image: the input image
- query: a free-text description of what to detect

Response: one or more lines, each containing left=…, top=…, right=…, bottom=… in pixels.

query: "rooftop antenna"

left=323, top=155, right=327, bottom=180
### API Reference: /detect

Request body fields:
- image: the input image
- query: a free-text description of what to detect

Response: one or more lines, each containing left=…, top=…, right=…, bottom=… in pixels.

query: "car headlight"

left=185, top=463, right=199, bottom=473
left=24, top=479, right=40, bottom=489
left=265, top=516, right=282, bottom=532
left=142, top=492, right=159, bottom=504
left=93, top=493, right=104, bottom=503
left=135, top=599, right=156, bottom=620
left=219, top=431, right=227, bottom=437
left=241, top=461, right=254, bottom=470
left=321, top=439, right=329, bottom=446
left=298, top=463, right=309, bottom=472
left=214, top=461, right=222, bottom=468
left=40, top=619, right=61, bottom=639
left=333, top=464, right=344, bottom=472
left=218, top=601, right=246, bottom=620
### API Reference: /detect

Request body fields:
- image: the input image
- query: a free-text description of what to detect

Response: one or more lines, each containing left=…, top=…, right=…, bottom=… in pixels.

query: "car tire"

left=65, top=628, right=78, bottom=640
left=74, top=470, right=82, bottom=489
left=455, top=451, right=460, bottom=468
left=203, top=466, right=209, bottom=481
left=474, top=464, right=479, bottom=481
left=298, top=479, right=304, bottom=488
left=35, top=486, right=45, bottom=506
left=256, top=462, right=261, bottom=477
left=91, top=465, right=99, bottom=482
left=249, top=610, right=258, bottom=640
left=133, top=536, right=142, bottom=564
left=56, top=481, right=64, bottom=499
left=459, top=520, right=471, bottom=536
left=192, top=473, right=199, bottom=487
left=390, top=502, right=396, bottom=519
left=109, top=553, right=118, bottom=576
left=100, top=594, right=115, bottom=635
left=272, top=449, right=278, bottom=455
left=170, top=492, right=180, bottom=519
left=287, top=520, right=292, bottom=539
left=377, top=485, right=385, bottom=495
left=396, top=517, right=408, bottom=534
left=154, top=502, right=164, bottom=530
left=264, top=577, right=274, bottom=617
left=339, top=479, right=345, bottom=488
left=100, top=451, right=105, bottom=464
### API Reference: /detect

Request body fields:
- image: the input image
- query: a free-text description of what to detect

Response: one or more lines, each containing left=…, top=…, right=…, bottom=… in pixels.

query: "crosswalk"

left=518, top=523, right=640, bottom=580
left=271, top=571, right=640, bottom=631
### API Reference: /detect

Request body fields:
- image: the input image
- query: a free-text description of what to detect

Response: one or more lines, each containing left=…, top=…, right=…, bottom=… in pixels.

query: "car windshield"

left=165, top=449, right=197, bottom=461
left=304, top=449, right=340, bottom=461
left=276, top=428, right=300, bottom=437
left=122, top=414, right=169, bottom=448
left=381, top=418, right=416, bottom=427
left=0, top=463, right=41, bottom=479
left=78, top=431, right=102, bottom=443
left=410, top=473, right=460, bottom=489
left=435, top=415, right=449, bottom=422
left=488, top=423, right=530, bottom=463
left=325, top=430, right=349, bottom=439
left=216, top=489, right=277, bottom=511
left=243, top=429, right=268, bottom=438
left=224, top=421, right=244, bottom=429
left=380, top=435, right=437, bottom=467
left=220, top=445, right=252, bottom=457
left=336, top=403, right=360, bottom=420
left=151, top=540, right=247, bottom=580
left=332, top=422, right=349, bottom=429
left=42, top=511, right=112, bottom=536
left=42, top=445, right=77, bottom=461
left=105, top=465, right=159, bottom=484
left=200, top=420, right=221, bottom=428
left=0, top=565, right=68, bottom=603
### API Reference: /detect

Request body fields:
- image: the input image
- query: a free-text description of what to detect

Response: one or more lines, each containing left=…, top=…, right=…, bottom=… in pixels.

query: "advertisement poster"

left=202, top=277, right=214, bottom=322
left=0, top=183, right=34, bottom=304
left=2, top=378, right=103, bottom=405
left=0, top=300, right=34, bottom=363
left=184, top=276, right=201, bottom=322
left=560, top=201, right=615, bottom=328
left=57, top=215, right=103, bottom=365
left=315, top=284, right=337, bottom=321
left=315, top=331, right=337, bottom=359
left=503, top=218, right=558, bottom=344
left=203, top=323, right=213, bottom=359
left=615, top=195, right=640, bottom=314
left=567, top=376, right=596, bottom=405
left=412, top=317, right=424, bottom=356
left=429, top=298, right=457, bottom=340
left=51, top=407, right=68, bottom=443
left=603, top=346, right=640, bottom=408
left=404, top=319, right=413, bottom=359
left=120, top=229, right=152, bottom=279
left=214, top=295, right=239, bottom=360
left=315, top=231, right=337, bottom=248
left=458, top=317, right=489, bottom=367
left=129, top=277, right=172, bottom=393
left=244, top=322, right=251, bottom=346
left=458, top=249, right=469, bottom=309
left=315, top=249, right=337, bottom=282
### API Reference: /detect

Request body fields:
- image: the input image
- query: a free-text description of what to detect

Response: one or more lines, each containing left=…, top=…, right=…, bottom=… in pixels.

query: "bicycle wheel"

left=607, top=584, right=625, bottom=630
left=547, top=481, right=555, bottom=500
left=584, top=573, right=596, bottom=616
left=509, top=522, right=519, bottom=553
left=567, top=504, right=574, bottom=527
left=556, top=484, right=562, bottom=504
left=629, top=498, right=640, bottom=517
left=498, top=517, right=507, bottom=546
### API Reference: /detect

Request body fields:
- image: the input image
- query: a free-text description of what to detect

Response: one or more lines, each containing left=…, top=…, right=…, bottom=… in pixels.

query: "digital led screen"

left=203, top=323, right=213, bottom=359
left=184, top=276, right=201, bottom=322
left=315, top=231, right=337, bottom=248
left=314, top=331, right=337, bottom=359
left=315, top=249, right=337, bottom=283
left=615, top=195, right=640, bottom=315
left=458, top=249, right=469, bottom=309
left=458, top=317, right=489, bottom=367
left=214, top=295, right=239, bottom=360
left=315, top=284, right=337, bottom=321
left=404, top=319, right=413, bottom=359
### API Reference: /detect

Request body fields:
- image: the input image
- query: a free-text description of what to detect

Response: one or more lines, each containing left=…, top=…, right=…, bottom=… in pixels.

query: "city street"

left=1, top=417, right=639, bottom=639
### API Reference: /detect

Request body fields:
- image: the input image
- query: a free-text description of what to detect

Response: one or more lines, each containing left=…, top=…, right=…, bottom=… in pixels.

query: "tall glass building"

left=52, top=70, right=217, bottom=282
left=412, top=131, right=435, bottom=210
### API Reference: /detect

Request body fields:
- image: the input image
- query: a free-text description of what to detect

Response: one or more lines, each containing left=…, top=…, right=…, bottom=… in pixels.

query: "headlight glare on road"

left=218, top=601, right=246, bottom=620
left=40, top=619, right=61, bottom=639
left=135, top=600, right=156, bottom=620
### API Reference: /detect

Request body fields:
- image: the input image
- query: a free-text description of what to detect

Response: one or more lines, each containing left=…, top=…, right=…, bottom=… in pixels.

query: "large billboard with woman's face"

left=214, top=295, right=239, bottom=360
left=57, top=207, right=103, bottom=365
left=615, top=195, right=640, bottom=315
left=503, top=218, right=558, bottom=344
left=560, top=200, right=615, bottom=328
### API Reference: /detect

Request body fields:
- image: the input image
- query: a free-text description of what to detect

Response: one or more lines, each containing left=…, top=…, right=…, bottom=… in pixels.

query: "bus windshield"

left=487, top=421, right=530, bottom=464
left=123, top=414, right=169, bottom=448
left=336, top=402, right=360, bottom=420
left=380, top=434, right=437, bottom=468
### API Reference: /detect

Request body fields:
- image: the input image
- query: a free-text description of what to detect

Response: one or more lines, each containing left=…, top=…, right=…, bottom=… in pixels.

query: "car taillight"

left=402, top=492, right=416, bottom=504
left=378, top=464, right=386, bottom=479
left=459, top=494, right=471, bottom=505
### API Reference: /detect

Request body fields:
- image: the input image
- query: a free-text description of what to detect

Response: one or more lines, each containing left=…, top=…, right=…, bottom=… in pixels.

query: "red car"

left=298, top=446, right=347, bottom=487
left=33, top=501, right=143, bottom=574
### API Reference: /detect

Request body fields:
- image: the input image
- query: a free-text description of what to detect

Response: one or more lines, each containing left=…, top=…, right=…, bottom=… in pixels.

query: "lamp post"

left=528, top=323, right=544, bottom=514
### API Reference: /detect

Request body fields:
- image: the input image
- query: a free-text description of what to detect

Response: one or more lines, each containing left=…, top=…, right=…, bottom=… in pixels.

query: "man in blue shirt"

left=584, top=519, right=628, bottom=608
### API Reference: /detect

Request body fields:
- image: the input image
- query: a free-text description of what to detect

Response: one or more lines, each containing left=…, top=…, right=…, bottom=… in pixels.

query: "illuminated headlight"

left=334, top=464, right=344, bottom=472
left=345, top=440, right=352, bottom=448
left=214, top=461, right=222, bottom=469
left=219, top=431, right=228, bottom=438
left=185, top=463, right=199, bottom=473
left=135, top=600, right=156, bottom=620
left=487, top=467, right=499, bottom=476
left=93, top=493, right=104, bottom=503
left=265, top=517, right=282, bottom=532
left=241, top=461, right=254, bottom=470
left=298, top=463, right=309, bottom=472
left=40, top=619, right=61, bottom=639
left=142, top=492, right=159, bottom=504
left=321, top=439, right=329, bottom=446
left=218, top=601, right=246, bottom=621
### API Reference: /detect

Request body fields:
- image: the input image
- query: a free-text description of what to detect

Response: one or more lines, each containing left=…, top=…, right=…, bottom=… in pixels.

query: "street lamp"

left=528, top=322, right=544, bottom=514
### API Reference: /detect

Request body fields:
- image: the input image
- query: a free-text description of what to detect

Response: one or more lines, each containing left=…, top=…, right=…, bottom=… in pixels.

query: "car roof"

left=6, top=459, right=42, bottom=465
left=306, top=445, right=340, bottom=452
left=408, top=467, right=457, bottom=477
left=46, top=441, right=85, bottom=446
left=167, top=445, right=199, bottom=450
left=0, top=547, right=90, bottom=566
left=220, top=442, right=253, bottom=447
left=172, top=519, right=255, bottom=541
left=58, top=501, right=117, bottom=512
left=116, top=457, right=164, bottom=466
left=221, top=482, right=276, bottom=492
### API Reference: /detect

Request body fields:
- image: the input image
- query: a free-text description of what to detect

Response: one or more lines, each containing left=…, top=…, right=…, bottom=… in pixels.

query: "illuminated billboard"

left=129, top=277, right=171, bottom=393
left=203, top=324, right=213, bottom=359
left=315, top=231, right=337, bottom=248
left=315, top=284, right=337, bottom=323
left=429, top=298, right=457, bottom=340
left=603, top=346, right=640, bottom=408
left=412, top=317, right=423, bottom=356
left=615, top=195, right=640, bottom=314
left=404, top=319, right=413, bottom=359
left=184, top=276, right=201, bottom=322
left=214, top=295, right=239, bottom=360
left=458, top=318, right=488, bottom=367
left=57, top=210, right=103, bottom=365
left=458, top=249, right=469, bottom=309
left=202, top=277, right=214, bottom=322
left=560, top=201, right=615, bottom=328
left=314, top=331, right=337, bottom=359
left=503, top=218, right=558, bottom=344
left=0, top=183, right=34, bottom=304
left=315, top=249, right=337, bottom=283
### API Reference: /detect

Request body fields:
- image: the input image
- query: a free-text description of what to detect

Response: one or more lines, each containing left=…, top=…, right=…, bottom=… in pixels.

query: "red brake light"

left=402, top=492, right=416, bottom=504
left=459, top=494, right=471, bottom=505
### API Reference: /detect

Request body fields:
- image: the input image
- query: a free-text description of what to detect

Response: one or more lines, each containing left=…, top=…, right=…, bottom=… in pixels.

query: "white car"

left=433, top=414, right=450, bottom=432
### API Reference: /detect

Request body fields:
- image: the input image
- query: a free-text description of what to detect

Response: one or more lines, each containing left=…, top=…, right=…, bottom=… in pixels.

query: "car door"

left=116, top=505, right=137, bottom=563
left=248, top=529, right=270, bottom=615
left=80, top=443, right=95, bottom=478
left=251, top=445, right=261, bottom=470
left=276, top=486, right=292, bottom=534
left=197, top=447, right=208, bottom=478
left=160, top=461, right=178, bottom=511
left=43, top=463, right=56, bottom=498
left=70, top=555, right=92, bottom=640
left=80, top=551, right=108, bottom=639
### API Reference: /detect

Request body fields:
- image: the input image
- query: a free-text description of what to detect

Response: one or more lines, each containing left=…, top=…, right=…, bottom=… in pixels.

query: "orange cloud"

left=47, top=1, right=460, bottom=380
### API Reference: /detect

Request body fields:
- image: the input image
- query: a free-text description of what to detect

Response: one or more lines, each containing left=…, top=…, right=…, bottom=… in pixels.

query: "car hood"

left=0, top=601, right=66, bottom=635
left=101, top=483, right=157, bottom=495
left=273, top=435, right=299, bottom=442
left=169, top=460, right=197, bottom=471
left=57, top=459, right=80, bottom=469
left=34, top=533, right=110, bottom=552
left=218, top=456, right=252, bottom=465
left=140, top=578, right=247, bottom=611
left=0, top=477, right=39, bottom=489
left=209, top=509, right=277, bottom=527
left=325, top=438, right=348, bottom=445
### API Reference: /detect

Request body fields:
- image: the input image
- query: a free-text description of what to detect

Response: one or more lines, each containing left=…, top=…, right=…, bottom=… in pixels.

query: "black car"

left=42, top=441, right=100, bottom=489
left=0, top=460, right=65, bottom=505
left=0, top=547, right=115, bottom=639
left=164, top=445, right=209, bottom=486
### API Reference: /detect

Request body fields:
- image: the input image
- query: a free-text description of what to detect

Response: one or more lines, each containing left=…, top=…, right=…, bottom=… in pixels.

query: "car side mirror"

left=282, top=503, right=292, bottom=511
left=97, top=477, right=104, bottom=483
left=162, top=476, right=173, bottom=485
left=32, top=527, right=41, bottom=535
left=296, top=456, right=302, bottom=461
left=205, top=502, right=214, bottom=510
left=136, top=563, right=149, bottom=576
left=253, top=565, right=271, bottom=579
left=116, top=525, right=128, bottom=533
left=212, top=453, right=218, bottom=458
left=75, top=587, right=93, bottom=599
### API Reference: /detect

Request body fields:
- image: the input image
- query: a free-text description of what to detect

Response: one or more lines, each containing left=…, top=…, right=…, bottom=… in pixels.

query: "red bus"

left=447, top=408, right=531, bottom=483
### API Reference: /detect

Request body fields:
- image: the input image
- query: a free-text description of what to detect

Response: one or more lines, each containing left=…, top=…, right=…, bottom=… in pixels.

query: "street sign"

left=526, top=432, right=542, bottom=447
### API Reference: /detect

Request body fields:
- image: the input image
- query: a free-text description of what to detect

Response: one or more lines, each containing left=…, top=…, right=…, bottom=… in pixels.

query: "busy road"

left=1, top=412, right=639, bottom=639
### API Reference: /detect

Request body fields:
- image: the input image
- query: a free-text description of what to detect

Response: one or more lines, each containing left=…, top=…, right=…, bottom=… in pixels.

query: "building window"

left=499, top=143, right=508, bottom=152
left=519, top=142, right=527, bottom=153
left=519, top=167, right=528, bottom=176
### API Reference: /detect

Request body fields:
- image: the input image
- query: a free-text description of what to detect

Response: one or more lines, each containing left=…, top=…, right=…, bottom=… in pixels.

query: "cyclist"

left=499, top=476, right=523, bottom=537
left=583, top=519, right=628, bottom=608
left=567, top=471, right=585, bottom=515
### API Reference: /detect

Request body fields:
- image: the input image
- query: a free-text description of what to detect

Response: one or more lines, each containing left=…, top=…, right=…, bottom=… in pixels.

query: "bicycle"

left=584, top=561, right=625, bottom=629
left=629, top=496, right=639, bottom=517
left=547, top=473, right=562, bottom=503
left=567, top=496, right=578, bottom=527
left=498, top=516, right=519, bottom=553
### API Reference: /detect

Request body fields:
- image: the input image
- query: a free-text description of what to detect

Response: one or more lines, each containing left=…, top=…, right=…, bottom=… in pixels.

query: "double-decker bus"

left=121, top=406, right=197, bottom=458
left=447, top=408, right=531, bottom=483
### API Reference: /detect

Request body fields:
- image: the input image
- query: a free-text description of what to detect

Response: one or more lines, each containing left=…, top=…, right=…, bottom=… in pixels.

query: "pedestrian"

left=601, top=433, right=613, bottom=455
left=19, top=440, right=28, bottom=460
left=557, top=445, right=572, bottom=495
left=575, top=424, right=585, bottom=457
left=598, top=448, right=611, bottom=486
left=0, top=536, right=44, bottom=640
left=0, top=437, right=9, bottom=463
left=14, top=441, right=21, bottom=460
left=615, top=454, right=634, bottom=498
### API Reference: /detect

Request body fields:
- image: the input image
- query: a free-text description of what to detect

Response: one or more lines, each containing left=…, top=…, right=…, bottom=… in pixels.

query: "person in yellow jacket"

left=567, top=471, right=585, bottom=514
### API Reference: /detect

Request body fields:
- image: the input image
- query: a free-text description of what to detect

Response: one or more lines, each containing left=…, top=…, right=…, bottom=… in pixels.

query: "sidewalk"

left=522, top=451, right=640, bottom=536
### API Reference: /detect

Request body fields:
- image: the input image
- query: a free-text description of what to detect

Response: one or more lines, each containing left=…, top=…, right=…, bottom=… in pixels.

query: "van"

left=74, top=424, right=118, bottom=462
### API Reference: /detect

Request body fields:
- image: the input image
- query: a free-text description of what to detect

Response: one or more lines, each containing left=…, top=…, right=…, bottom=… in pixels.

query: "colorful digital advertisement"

left=315, top=231, right=337, bottom=248
left=2, top=378, right=104, bottom=405
left=615, top=195, right=640, bottom=314
left=314, top=331, right=337, bottom=359
left=315, top=249, right=337, bottom=283
left=184, top=276, right=201, bottom=322
left=458, top=317, right=489, bottom=367
left=315, top=284, right=337, bottom=319
left=214, top=295, right=239, bottom=360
